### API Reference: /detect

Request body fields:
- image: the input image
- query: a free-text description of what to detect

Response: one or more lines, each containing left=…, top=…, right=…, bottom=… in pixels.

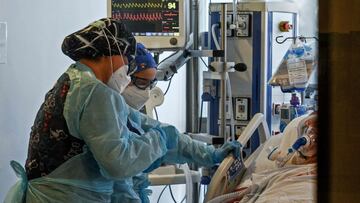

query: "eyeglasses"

left=130, top=75, right=157, bottom=90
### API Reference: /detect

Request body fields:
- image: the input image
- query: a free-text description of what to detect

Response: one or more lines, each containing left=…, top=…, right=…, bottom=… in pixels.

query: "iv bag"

left=268, top=39, right=317, bottom=92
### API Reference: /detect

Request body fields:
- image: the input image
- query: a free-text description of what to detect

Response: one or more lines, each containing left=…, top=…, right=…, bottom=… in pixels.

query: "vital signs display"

left=108, top=0, right=188, bottom=49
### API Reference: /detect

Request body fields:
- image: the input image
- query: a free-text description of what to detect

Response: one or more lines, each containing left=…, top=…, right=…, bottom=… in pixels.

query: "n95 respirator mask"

left=107, top=65, right=131, bottom=94
left=122, top=85, right=151, bottom=110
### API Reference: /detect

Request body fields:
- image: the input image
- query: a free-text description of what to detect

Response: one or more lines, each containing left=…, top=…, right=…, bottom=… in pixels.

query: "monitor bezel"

left=107, top=0, right=187, bottom=50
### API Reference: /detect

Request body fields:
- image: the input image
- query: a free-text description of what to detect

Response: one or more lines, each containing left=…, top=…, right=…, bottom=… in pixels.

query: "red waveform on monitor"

left=113, top=12, right=162, bottom=21
left=163, top=12, right=178, bottom=17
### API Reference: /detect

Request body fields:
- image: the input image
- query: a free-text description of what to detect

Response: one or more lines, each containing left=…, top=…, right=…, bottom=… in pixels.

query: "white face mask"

left=107, top=65, right=131, bottom=94
left=121, top=85, right=151, bottom=110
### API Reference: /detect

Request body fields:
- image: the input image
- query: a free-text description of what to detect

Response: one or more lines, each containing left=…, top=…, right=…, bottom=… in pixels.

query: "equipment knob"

left=234, top=63, right=247, bottom=72
left=169, top=38, right=178, bottom=45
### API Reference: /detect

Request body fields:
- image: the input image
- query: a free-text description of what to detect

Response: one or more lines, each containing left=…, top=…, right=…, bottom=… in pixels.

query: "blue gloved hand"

left=213, top=141, right=242, bottom=163
left=133, top=43, right=157, bottom=71
left=133, top=175, right=152, bottom=203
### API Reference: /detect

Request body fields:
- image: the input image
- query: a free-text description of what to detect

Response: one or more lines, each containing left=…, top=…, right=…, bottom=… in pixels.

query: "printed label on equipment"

left=226, top=157, right=245, bottom=182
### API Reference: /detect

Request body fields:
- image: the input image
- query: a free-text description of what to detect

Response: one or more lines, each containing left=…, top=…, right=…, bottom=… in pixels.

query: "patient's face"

left=292, top=116, right=318, bottom=165
left=305, top=116, right=318, bottom=134
left=304, top=117, right=318, bottom=147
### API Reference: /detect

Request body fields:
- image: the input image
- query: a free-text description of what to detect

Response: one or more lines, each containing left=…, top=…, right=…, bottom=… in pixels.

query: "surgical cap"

left=61, top=18, right=136, bottom=61
left=129, top=43, right=157, bottom=74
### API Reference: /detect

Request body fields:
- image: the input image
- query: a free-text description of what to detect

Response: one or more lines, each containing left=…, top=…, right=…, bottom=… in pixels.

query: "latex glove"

left=213, top=141, right=242, bottom=163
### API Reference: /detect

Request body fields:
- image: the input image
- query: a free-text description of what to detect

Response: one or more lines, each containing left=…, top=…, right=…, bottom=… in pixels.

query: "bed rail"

left=237, top=113, right=270, bottom=146
left=204, top=113, right=270, bottom=202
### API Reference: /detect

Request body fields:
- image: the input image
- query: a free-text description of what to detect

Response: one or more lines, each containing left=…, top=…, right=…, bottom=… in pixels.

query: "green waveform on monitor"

left=112, top=2, right=163, bottom=9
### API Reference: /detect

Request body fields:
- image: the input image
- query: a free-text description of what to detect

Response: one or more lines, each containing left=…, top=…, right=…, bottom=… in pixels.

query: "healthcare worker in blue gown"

left=4, top=18, right=241, bottom=203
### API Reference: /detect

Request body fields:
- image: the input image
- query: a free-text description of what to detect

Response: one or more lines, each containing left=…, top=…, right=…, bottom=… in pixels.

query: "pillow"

left=242, top=134, right=282, bottom=176
left=244, top=114, right=310, bottom=174
left=277, top=115, right=309, bottom=157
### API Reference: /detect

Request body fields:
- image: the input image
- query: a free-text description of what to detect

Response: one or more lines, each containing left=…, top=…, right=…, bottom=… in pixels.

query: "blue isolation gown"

left=5, top=62, right=218, bottom=203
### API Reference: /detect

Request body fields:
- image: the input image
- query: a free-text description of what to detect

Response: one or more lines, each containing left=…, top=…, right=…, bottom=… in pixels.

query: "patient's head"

left=268, top=112, right=318, bottom=166
left=291, top=112, right=318, bottom=165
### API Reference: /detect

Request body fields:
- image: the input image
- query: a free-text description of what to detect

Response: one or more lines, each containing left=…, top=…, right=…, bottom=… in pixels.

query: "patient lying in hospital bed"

left=205, top=113, right=317, bottom=203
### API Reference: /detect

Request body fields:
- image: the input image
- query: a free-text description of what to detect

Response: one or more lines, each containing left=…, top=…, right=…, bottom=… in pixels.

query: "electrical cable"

left=211, top=23, right=221, bottom=50
left=154, top=107, right=159, bottom=121
left=225, top=73, right=236, bottom=141
left=154, top=72, right=173, bottom=122
left=157, top=185, right=168, bottom=203
left=163, top=76, right=173, bottom=96
left=157, top=51, right=178, bottom=66
left=168, top=185, right=178, bottom=203
left=201, top=56, right=216, bottom=72
left=180, top=195, right=186, bottom=203
left=180, top=164, right=193, bottom=203
left=199, top=100, right=204, bottom=133
left=200, top=57, right=209, bottom=68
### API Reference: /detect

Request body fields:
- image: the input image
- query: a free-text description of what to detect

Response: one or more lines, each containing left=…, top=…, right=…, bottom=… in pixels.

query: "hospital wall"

left=0, top=0, right=187, bottom=200
left=0, top=0, right=106, bottom=199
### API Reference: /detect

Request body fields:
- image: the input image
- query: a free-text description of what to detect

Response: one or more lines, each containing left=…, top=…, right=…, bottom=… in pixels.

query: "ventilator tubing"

left=181, top=164, right=193, bottom=203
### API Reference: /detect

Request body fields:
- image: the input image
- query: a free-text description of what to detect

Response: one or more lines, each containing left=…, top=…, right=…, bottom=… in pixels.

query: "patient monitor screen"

left=111, top=0, right=179, bottom=36
left=110, top=0, right=185, bottom=49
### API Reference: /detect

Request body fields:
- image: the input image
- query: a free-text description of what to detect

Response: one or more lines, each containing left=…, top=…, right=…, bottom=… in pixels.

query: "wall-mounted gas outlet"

left=236, top=14, right=251, bottom=37
left=235, top=97, right=250, bottom=121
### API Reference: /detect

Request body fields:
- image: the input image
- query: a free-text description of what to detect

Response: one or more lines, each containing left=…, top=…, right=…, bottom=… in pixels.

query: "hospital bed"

left=204, top=113, right=317, bottom=203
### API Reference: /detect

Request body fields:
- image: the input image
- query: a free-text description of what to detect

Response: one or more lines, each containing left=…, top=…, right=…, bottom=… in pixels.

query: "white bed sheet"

left=230, top=115, right=316, bottom=202
left=235, top=164, right=317, bottom=203
left=242, top=133, right=282, bottom=178
left=205, top=114, right=316, bottom=203
left=241, top=114, right=311, bottom=182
